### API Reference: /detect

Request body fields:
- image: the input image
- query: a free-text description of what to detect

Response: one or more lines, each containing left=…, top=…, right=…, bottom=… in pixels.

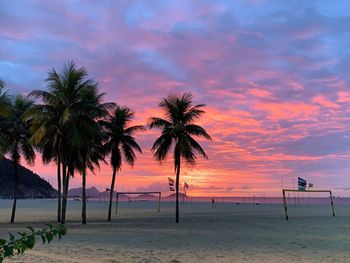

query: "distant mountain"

left=68, top=186, right=101, bottom=197
left=0, top=158, right=57, bottom=198
left=135, top=194, right=158, bottom=200
left=168, top=192, right=187, bottom=198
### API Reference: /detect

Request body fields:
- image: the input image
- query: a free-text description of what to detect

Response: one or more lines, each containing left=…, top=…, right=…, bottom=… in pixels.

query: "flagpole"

left=293, top=175, right=296, bottom=206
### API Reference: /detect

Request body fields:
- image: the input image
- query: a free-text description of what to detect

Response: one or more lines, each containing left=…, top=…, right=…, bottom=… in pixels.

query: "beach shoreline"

left=1, top=200, right=349, bottom=262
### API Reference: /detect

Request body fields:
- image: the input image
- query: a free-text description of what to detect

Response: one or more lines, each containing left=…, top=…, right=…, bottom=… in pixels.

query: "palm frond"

left=122, top=143, right=136, bottom=166
left=151, top=133, right=173, bottom=162
left=183, top=104, right=206, bottom=123
left=125, top=125, right=146, bottom=135
left=123, top=135, right=142, bottom=153
left=148, top=117, right=172, bottom=129
left=185, top=124, right=212, bottom=140
left=185, top=134, right=209, bottom=160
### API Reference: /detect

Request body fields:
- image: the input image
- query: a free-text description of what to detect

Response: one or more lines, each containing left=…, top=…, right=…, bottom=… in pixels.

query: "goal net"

left=115, top=191, right=161, bottom=215
left=282, top=189, right=335, bottom=220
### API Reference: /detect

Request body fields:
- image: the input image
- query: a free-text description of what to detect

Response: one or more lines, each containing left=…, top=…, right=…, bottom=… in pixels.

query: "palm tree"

left=74, top=87, right=112, bottom=224
left=149, top=93, right=211, bottom=223
left=0, top=95, right=35, bottom=223
left=101, top=106, right=144, bottom=221
left=0, top=79, right=11, bottom=152
left=0, top=79, right=11, bottom=191
left=78, top=137, right=105, bottom=224
left=29, top=61, right=114, bottom=224
left=0, top=79, right=11, bottom=117
left=27, top=95, right=63, bottom=223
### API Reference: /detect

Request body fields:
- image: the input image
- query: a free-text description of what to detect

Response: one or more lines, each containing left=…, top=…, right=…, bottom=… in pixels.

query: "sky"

left=1, top=0, right=350, bottom=197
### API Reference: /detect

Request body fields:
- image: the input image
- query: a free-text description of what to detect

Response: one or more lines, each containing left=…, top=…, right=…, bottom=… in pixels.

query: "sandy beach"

left=0, top=199, right=349, bottom=262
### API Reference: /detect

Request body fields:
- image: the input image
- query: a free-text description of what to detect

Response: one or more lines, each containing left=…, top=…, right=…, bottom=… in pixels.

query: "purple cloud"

left=1, top=0, right=350, bottom=196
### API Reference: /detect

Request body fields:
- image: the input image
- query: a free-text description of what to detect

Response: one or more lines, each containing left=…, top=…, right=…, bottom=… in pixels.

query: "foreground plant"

left=0, top=224, right=67, bottom=262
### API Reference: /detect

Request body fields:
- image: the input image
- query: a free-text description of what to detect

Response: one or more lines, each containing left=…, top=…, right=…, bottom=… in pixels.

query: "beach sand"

left=1, top=199, right=349, bottom=262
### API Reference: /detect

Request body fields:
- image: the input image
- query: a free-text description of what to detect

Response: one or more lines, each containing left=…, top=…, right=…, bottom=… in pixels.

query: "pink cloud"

left=337, top=91, right=350, bottom=103
left=253, top=101, right=320, bottom=121
left=312, top=94, right=341, bottom=109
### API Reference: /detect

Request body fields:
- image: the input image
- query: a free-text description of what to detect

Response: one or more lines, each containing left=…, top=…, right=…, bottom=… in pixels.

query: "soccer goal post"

left=115, top=191, right=161, bottom=215
left=282, top=189, right=335, bottom=221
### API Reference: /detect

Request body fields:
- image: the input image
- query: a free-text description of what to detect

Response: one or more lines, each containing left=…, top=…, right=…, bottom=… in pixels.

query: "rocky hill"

left=0, top=158, right=57, bottom=198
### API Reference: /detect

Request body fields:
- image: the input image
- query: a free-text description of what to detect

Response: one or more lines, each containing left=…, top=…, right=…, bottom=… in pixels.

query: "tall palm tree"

left=0, top=95, right=35, bottom=223
left=149, top=93, right=211, bottom=223
left=29, top=61, right=114, bottom=224
left=0, top=79, right=11, bottom=190
left=0, top=79, right=11, bottom=152
left=101, top=106, right=144, bottom=221
left=27, top=95, right=63, bottom=223
left=74, top=88, right=111, bottom=224
left=78, top=137, right=105, bottom=224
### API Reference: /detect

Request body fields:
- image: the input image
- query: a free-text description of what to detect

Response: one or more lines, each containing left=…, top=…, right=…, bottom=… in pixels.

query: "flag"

left=184, top=182, right=189, bottom=189
left=308, top=183, right=314, bottom=189
left=168, top=177, right=175, bottom=191
left=168, top=177, right=174, bottom=185
left=105, top=188, right=110, bottom=192
left=298, top=177, right=307, bottom=191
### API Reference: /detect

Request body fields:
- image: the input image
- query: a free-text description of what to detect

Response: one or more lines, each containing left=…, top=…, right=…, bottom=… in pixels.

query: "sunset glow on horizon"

left=2, top=0, right=350, bottom=197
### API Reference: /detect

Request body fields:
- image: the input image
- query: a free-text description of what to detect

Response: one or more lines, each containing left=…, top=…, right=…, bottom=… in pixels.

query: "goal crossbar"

left=282, top=189, right=335, bottom=221
left=115, top=191, right=161, bottom=215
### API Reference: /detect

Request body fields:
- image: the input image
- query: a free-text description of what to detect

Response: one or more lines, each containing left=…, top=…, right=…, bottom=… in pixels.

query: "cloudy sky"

left=1, top=0, right=350, bottom=196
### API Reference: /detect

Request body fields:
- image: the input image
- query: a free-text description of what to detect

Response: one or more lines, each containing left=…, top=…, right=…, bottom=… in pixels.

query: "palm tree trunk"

left=61, top=164, right=69, bottom=224
left=62, top=171, right=70, bottom=224
left=175, top=158, right=181, bottom=223
left=57, top=158, right=61, bottom=223
left=10, top=162, right=19, bottom=223
left=82, top=170, right=87, bottom=224
left=108, top=168, right=117, bottom=221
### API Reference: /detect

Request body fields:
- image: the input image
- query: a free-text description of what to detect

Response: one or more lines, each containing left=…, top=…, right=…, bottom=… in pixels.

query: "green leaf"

left=26, top=236, right=35, bottom=249
left=26, top=226, right=35, bottom=233
left=4, top=246, right=14, bottom=257
left=45, top=232, right=53, bottom=243
left=41, top=234, right=46, bottom=244
left=8, top=233, right=15, bottom=242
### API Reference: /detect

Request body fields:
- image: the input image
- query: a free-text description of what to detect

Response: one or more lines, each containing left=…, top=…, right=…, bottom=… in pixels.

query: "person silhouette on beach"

left=211, top=198, right=216, bottom=208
